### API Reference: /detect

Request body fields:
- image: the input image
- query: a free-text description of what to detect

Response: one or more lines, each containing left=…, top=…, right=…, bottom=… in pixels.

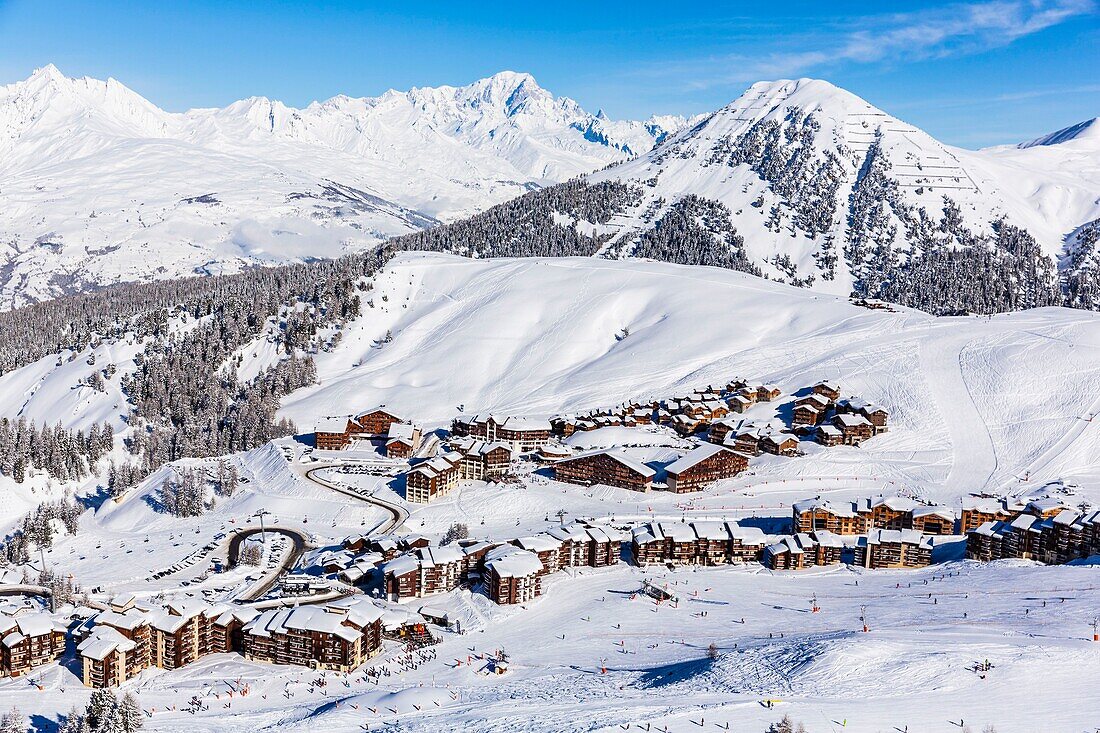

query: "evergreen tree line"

left=158, top=467, right=210, bottom=518
left=624, top=195, right=761, bottom=275
left=390, top=179, right=643, bottom=259
left=1, top=497, right=84, bottom=565
left=1063, top=217, right=1100, bottom=310
left=0, top=417, right=114, bottom=483
left=710, top=107, right=846, bottom=240
left=845, top=133, right=1062, bottom=314
left=58, top=688, right=144, bottom=733
left=0, top=248, right=382, bottom=377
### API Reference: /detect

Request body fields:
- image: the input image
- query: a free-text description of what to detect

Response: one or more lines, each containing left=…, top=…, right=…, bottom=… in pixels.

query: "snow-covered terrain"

left=3, top=253, right=1100, bottom=731
left=581, top=78, right=1100, bottom=291
left=0, top=65, right=684, bottom=306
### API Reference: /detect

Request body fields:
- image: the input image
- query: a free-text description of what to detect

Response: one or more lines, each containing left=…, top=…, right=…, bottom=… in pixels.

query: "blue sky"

left=0, top=1, right=1097, bottom=147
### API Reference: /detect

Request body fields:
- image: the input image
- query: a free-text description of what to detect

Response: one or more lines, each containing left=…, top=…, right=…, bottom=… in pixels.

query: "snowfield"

left=2, top=253, right=1100, bottom=731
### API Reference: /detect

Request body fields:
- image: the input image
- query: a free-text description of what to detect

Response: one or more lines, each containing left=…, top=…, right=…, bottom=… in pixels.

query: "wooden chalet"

left=384, top=423, right=422, bottom=458
left=630, top=522, right=766, bottom=566
left=553, top=449, right=656, bottom=492
left=760, top=434, right=799, bottom=457
left=78, top=600, right=151, bottom=688
left=811, top=530, right=845, bottom=565
left=729, top=428, right=765, bottom=455
left=547, top=523, right=620, bottom=567
left=910, top=505, right=956, bottom=535
left=967, top=509, right=1100, bottom=565
left=854, top=529, right=933, bottom=569
left=381, top=545, right=465, bottom=600
left=833, top=413, right=874, bottom=445
left=77, top=597, right=235, bottom=687
left=0, top=612, right=65, bottom=678
left=147, top=601, right=219, bottom=671
left=792, top=403, right=824, bottom=427
left=765, top=530, right=844, bottom=570
left=450, top=438, right=512, bottom=480
left=727, top=394, right=754, bottom=414
left=763, top=534, right=816, bottom=570
left=1025, top=497, right=1072, bottom=519
left=812, top=381, right=842, bottom=402
left=867, top=496, right=919, bottom=530
left=707, top=418, right=743, bottom=445
left=242, top=597, right=383, bottom=672
left=792, top=498, right=869, bottom=535
left=405, top=451, right=462, bottom=504
left=314, top=407, right=405, bottom=450
left=210, top=608, right=259, bottom=655
left=452, top=414, right=551, bottom=453
left=483, top=546, right=544, bottom=604
left=960, top=498, right=1025, bottom=533
left=536, top=443, right=573, bottom=463
left=837, top=398, right=890, bottom=434
left=756, top=384, right=782, bottom=402
left=631, top=522, right=697, bottom=566
left=511, top=535, right=564, bottom=575
left=665, top=444, right=749, bottom=493
left=815, top=424, right=843, bottom=446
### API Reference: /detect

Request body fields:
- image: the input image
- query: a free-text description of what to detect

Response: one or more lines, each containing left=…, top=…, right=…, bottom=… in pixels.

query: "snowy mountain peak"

left=0, top=65, right=687, bottom=306
left=1019, top=117, right=1100, bottom=148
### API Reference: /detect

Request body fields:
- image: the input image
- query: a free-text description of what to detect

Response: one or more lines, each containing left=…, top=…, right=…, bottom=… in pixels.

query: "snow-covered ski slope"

left=0, top=65, right=683, bottom=306
left=274, top=252, right=1100, bottom=502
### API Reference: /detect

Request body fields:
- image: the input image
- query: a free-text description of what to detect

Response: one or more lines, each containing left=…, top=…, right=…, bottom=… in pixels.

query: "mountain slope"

left=398, top=78, right=1099, bottom=314
left=0, top=65, right=681, bottom=307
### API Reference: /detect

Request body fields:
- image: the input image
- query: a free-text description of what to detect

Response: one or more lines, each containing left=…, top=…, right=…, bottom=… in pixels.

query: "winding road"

left=226, top=461, right=408, bottom=604
left=299, top=462, right=409, bottom=535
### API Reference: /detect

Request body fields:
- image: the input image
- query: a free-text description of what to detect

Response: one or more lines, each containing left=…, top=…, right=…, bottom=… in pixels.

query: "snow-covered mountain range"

left=389, top=78, right=1100, bottom=313
left=0, top=65, right=684, bottom=307
left=3, top=67, right=1097, bottom=313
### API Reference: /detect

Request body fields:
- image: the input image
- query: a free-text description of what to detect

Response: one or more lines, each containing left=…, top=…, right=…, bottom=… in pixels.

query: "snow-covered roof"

left=810, top=530, right=845, bottom=548
left=912, top=505, right=955, bottom=520
left=727, top=523, right=767, bottom=544
left=388, top=422, right=418, bottom=441
left=514, top=535, right=562, bottom=553
left=690, top=521, right=729, bottom=541
left=78, top=626, right=136, bottom=661
left=865, top=529, right=931, bottom=548
left=658, top=522, right=697, bottom=543
left=382, top=554, right=420, bottom=577
left=0, top=612, right=62, bottom=644
left=665, top=443, right=729, bottom=475
left=873, top=495, right=918, bottom=512
left=315, top=415, right=351, bottom=432
left=559, top=449, right=656, bottom=478
left=834, top=413, right=872, bottom=428
left=484, top=546, right=543, bottom=577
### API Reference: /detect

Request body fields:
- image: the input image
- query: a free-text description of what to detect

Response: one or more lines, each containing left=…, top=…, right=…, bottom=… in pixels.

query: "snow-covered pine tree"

left=117, top=692, right=144, bottom=732
left=0, top=708, right=26, bottom=733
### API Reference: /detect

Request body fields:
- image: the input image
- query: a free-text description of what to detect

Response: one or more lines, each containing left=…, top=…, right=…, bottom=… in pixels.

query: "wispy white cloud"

left=646, top=0, right=1096, bottom=90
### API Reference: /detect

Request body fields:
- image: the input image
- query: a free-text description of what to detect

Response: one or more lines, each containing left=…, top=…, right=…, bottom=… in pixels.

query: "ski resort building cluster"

left=73, top=593, right=398, bottom=686
left=793, top=496, right=957, bottom=535
left=966, top=501, right=1100, bottom=565
left=379, top=523, right=620, bottom=605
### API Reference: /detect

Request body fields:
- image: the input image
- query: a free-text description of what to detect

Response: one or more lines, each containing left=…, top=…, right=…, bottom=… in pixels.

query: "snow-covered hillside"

left=0, top=65, right=683, bottom=307
left=583, top=79, right=1100, bottom=293
left=268, top=252, right=1100, bottom=501
left=3, top=253, right=1100, bottom=732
